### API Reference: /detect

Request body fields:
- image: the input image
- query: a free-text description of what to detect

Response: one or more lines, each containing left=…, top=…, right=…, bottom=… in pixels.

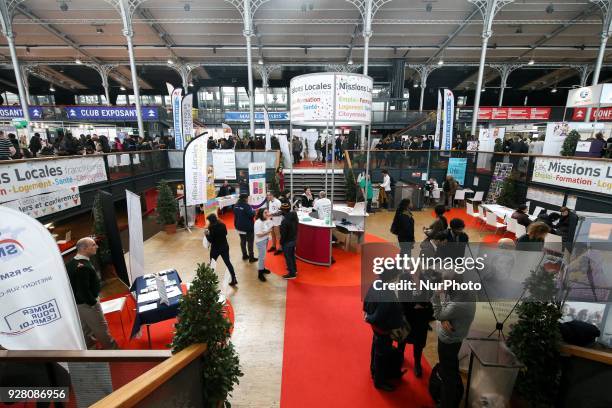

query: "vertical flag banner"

left=184, top=136, right=207, bottom=206
left=278, top=135, right=292, bottom=168
left=442, top=89, right=455, bottom=152
left=182, top=94, right=194, bottom=144
left=248, top=162, right=267, bottom=207
left=434, top=90, right=442, bottom=149
left=264, top=108, right=271, bottom=151
left=0, top=207, right=86, bottom=350
left=172, top=88, right=184, bottom=150
left=126, top=190, right=145, bottom=284
left=166, top=82, right=174, bottom=98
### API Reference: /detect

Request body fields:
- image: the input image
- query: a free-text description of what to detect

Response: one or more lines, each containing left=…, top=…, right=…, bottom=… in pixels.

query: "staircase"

left=282, top=168, right=346, bottom=202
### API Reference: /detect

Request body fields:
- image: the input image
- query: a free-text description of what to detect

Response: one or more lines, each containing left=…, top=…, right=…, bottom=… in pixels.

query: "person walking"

left=266, top=192, right=283, bottom=255
left=66, top=237, right=118, bottom=349
left=280, top=203, right=298, bottom=279
left=234, top=193, right=257, bottom=263
left=424, top=204, right=449, bottom=239
left=359, top=173, right=374, bottom=213
left=254, top=208, right=273, bottom=282
left=204, top=214, right=237, bottom=286
left=391, top=198, right=415, bottom=256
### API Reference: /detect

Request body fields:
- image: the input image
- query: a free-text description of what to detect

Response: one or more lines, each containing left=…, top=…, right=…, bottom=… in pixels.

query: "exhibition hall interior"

left=1, top=0, right=612, bottom=407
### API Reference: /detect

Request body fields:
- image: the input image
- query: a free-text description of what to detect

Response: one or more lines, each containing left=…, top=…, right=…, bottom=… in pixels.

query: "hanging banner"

left=212, top=150, right=237, bottom=180
left=0, top=156, right=106, bottom=203
left=477, top=107, right=551, bottom=120
left=172, top=88, right=184, bottom=150
left=224, top=111, right=289, bottom=122
left=263, top=108, right=271, bottom=151
left=572, top=107, right=612, bottom=121
left=2, top=187, right=80, bottom=218
left=532, top=157, right=612, bottom=196
left=0, top=206, right=86, bottom=350
left=0, top=106, right=44, bottom=119
left=248, top=162, right=266, bottom=207
left=441, top=89, right=454, bottom=151
left=126, top=190, right=145, bottom=284
left=447, top=158, right=468, bottom=185
left=184, top=136, right=207, bottom=206
left=434, top=90, right=442, bottom=149
left=65, top=106, right=158, bottom=121
left=182, top=94, right=194, bottom=143
left=278, top=135, right=292, bottom=168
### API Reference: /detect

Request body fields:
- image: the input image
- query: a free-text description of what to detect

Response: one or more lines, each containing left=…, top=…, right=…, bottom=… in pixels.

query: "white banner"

left=290, top=73, right=373, bottom=126
left=212, top=150, right=237, bottom=180
left=264, top=108, right=271, bottom=151
left=441, top=89, right=454, bottom=151
left=172, top=87, right=184, bottom=150
left=434, top=90, right=442, bottom=149
left=0, top=206, right=86, bottom=350
left=566, top=84, right=612, bottom=108
left=126, top=190, right=145, bottom=284
left=0, top=156, right=106, bottom=203
left=184, top=136, right=207, bottom=206
left=532, top=157, right=612, bottom=196
left=248, top=162, right=266, bottom=207
left=2, top=187, right=80, bottom=218
left=182, top=94, right=194, bottom=143
left=278, top=135, right=292, bottom=168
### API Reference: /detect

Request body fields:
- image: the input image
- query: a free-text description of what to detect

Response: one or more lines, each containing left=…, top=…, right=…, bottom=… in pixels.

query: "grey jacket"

left=431, top=292, right=476, bottom=344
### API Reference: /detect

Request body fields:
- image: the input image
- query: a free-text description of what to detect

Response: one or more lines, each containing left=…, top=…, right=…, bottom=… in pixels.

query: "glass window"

left=76, top=95, right=102, bottom=105
left=116, top=95, right=128, bottom=105
left=198, top=87, right=221, bottom=110
left=237, top=87, right=249, bottom=110
left=164, top=95, right=171, bottom=106
left=5, top=92, right=20, bottom=105
left=222, top=87, right=236, bottom=110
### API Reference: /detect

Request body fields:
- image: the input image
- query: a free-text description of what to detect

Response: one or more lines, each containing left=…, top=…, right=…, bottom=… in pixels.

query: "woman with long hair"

left=204, top=213, right=237, bottom=286
left=391, top=198, right=415, bottom=256
left=254, top=208, right=273, bottom=282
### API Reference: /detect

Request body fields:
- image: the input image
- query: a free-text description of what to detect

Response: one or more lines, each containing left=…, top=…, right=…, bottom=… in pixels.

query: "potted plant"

left=91, top=191, right=115, bottom=280
left=507, top=266, right=563, bottom=407
left=345, top=169, right=357, bottom=206
left=496, top=175, right=518, bottom=209
left=172, top=263, right=243, bottom=407
left=561, top=129, right=580, bottom=156
left=156, top=179, right=179, bottom=234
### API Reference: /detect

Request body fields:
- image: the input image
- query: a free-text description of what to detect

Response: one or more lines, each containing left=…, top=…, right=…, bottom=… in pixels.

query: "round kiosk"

left=289, top=72, right=373, bottom=266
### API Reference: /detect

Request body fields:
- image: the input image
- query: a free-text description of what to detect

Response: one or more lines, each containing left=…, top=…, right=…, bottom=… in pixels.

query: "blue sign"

left=0, top=106, right=43, bottom=119
left=224, top=111, right=289, bottom=122
left=447, top=158, right=467, bottom=185
left=64, top=106, right=159, bottom=121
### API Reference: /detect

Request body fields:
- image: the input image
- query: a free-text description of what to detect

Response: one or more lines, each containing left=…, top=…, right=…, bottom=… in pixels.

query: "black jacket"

left=512, top=211, right=532, bottom=227
left=280, top=212, right=298, bottom=245
left=233, top=201, right=254, bottom=233
left=301, top=194, right=314, bottom=208
left=392, top=210, right=415, bottom=243
left=65, top=257, right=100, bottom=306
left=206, top=222, right=229, bottom=257
left=516, top=234, right=544, bottom=252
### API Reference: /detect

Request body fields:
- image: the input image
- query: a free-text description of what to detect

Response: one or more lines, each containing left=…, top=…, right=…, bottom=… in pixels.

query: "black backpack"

left=429, top=363, right=464, bottom=404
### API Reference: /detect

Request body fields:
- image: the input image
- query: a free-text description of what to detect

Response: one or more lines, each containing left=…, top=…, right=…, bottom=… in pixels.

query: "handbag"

left=202, top=233, right=210, bottom=249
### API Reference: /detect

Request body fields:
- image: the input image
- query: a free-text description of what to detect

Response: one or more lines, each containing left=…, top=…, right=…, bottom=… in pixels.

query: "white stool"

left=100, top=296, right=128, bottom=341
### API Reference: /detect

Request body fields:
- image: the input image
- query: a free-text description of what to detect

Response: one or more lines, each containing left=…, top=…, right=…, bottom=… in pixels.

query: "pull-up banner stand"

left=126, top=190, right=145, bottom=284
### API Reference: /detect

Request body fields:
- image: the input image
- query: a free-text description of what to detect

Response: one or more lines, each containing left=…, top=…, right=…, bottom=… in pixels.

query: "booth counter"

left=296, top=212, right=335, bottom=266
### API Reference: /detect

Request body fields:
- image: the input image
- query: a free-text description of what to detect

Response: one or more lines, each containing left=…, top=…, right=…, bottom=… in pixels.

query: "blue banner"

left=224, top=111, right=289, bottom=122
left=448, top=158, right=467, bottom=185
left=0, top=106, right=44, bottom=119
left=64, top=106, right=158, bottom=121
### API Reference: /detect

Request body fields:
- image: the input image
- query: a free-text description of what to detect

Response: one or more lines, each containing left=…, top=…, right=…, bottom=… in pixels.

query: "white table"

left=100, top=296, right=128, bottom=341
left=217, top=194, right=238, bottom=210
left=482, top=203, right=537, bottom=221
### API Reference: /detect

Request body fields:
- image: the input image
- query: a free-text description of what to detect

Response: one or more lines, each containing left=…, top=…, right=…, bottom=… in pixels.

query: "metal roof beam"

left=519, top=68, right=580, bottom=90
left=425, top=7, right=479, bottom=65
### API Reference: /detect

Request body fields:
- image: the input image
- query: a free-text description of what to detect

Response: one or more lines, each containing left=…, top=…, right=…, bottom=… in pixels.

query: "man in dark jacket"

left=443, top=218, right=469, bottom=260
left=280, top=203, right=298, bottom=279
left=217, top=180, right=236, bottom=214
left=29, top=133, right=42, bottom=157
left=511, top=205, right=532, bottom=228
left=234, top=193, right=257, bottom=262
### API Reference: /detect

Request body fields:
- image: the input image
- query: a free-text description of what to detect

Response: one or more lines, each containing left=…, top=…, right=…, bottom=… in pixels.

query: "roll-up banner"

left=248, top=162, right=267, bottom=207
left=434, top=90, right=442, bottom=149
left=172, top=88, right=184, bottom=150
left=441, top=89, right=454, bottom=152
left=126, top=190, right=145, bottom=284
left=264, top=108, right=271, bottom=151
left=278, top=135, right=292, bottom=168
left=182, top=94, right=194, bottom=144
left=184, top=136, right=207, bottom=206
left=0, top=206, right=86, bottom=350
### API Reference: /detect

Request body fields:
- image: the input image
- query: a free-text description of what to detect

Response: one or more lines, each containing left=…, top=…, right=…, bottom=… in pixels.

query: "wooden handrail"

left=90, top=344, right=207, bottom=408
left=560, top=344, right=612, bottom=366
left=0, top=349, right=170, bottom=363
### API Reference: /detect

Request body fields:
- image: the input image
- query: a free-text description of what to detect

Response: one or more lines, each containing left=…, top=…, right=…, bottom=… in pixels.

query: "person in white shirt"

left=313, top=191, right=332, bottom=220
left=254, top=208, right=273, bottom=282
left=380, top=170, right=392, bottom=209
left=266, top=191, right=283, bottom=255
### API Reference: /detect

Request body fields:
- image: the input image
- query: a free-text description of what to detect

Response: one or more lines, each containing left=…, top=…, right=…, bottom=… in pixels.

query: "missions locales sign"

left=532, top=157, right=612, bottom=196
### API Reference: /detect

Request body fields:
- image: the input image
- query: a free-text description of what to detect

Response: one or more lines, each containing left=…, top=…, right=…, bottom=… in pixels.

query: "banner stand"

left=100, top=190, right=130, bottom=285
left=181, top=133, right=207, bottom=234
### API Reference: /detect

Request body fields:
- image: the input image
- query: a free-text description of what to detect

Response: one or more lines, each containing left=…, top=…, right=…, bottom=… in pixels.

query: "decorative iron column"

left=257, top=64, right=281, bottom=110
left=409, top=65, right=436, bottom=112
left=490, top=64, right=522, bottom=106
left=0, top=0, right=31, bottom=126
left=469, top=0, right=514, bottom=136
left=91, top=64, right=117, bottom=105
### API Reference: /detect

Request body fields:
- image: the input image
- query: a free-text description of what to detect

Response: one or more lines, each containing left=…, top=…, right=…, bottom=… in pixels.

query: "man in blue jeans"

left=279, top=203, right=298, bottom=279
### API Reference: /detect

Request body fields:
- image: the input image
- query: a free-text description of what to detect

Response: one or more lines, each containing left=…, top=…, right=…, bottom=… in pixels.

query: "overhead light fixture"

left=167, top=59, right=174, bottom=65
left=75, top=57, right=82, bottom=64
left=189, top=81, right=194, bottom=87
left=437, top=59, right=444, bottom=65
left=413, top=83, right=419, bottom=88
left=59, top=1, right=68, bottom=12
left=426, top=3, right=433, bottom=12
left=348, top=59, right=354, bottom=65
left=546, top=3, right=554, bottom=14
left=528, top=58, right=535, bottom=65
left=120, top=86, right=126, bottom=91
left=258, top=58, right=264, bottom=65
left=551, top=87, right=558, bottom=93
left=49, top=86, right=55, bottom=92
left=481, top=88, right=485, bottom=92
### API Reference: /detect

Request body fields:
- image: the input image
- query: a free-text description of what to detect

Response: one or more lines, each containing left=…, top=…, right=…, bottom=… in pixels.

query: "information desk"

left=296, top=212, right=335, bottom=266
left=333, top=204, right=368, bottom=249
